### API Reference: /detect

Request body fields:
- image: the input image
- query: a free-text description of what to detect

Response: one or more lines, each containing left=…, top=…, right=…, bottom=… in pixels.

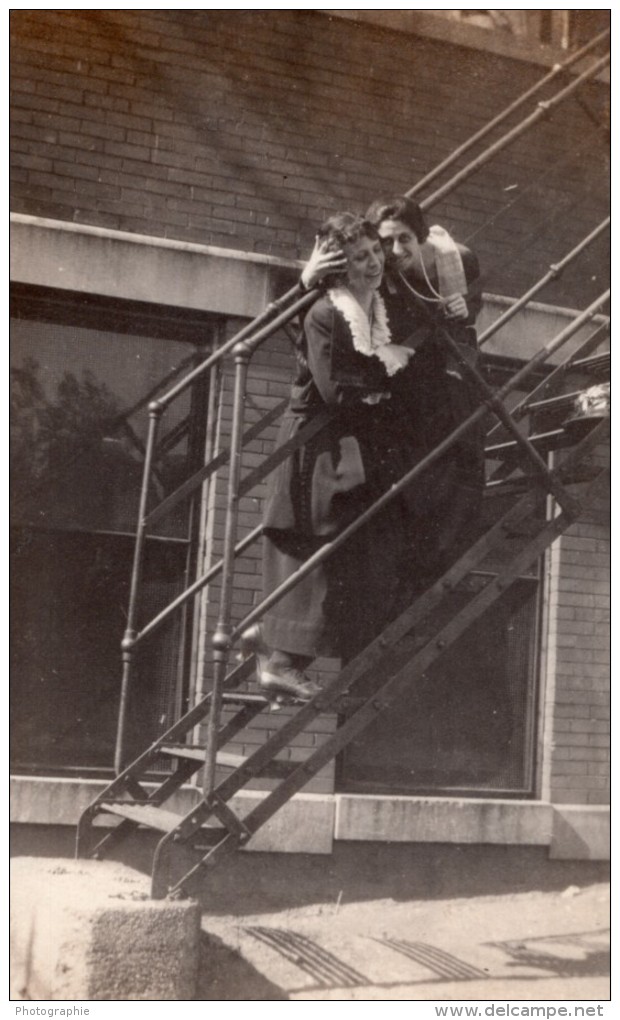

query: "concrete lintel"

left=550, top=805, right=610, bottom=860
left=10, top=857, right=200, bottom=1000
left=477, top=299, right=609, bottom=363
left=10, top=214, right=301, bottom=319
left=335, top=794, right=553, bottom=846
left=11, top=214, right=605, bottom=365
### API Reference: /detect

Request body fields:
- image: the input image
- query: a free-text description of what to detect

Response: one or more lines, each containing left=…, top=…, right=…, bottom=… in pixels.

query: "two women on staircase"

left=250, top=196, right=485, bottom=702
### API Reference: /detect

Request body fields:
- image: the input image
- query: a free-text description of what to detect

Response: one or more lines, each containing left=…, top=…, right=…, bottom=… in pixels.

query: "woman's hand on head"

left=301, top=236, right=347, bottom=289
left=442, top=294, right=469, bottom=320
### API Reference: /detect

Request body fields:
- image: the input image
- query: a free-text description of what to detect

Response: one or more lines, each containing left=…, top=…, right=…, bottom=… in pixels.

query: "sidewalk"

left=197, top=882, right=610, bottom=1000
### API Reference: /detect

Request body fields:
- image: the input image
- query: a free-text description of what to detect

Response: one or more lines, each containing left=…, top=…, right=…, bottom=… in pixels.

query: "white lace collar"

left=327, top=286, right=391, bottom=354
left=326, top=286, right=407, bottom=379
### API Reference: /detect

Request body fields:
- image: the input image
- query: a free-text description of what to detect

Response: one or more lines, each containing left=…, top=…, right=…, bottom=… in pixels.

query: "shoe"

left=259, top=667, right=322, bottom=702
left=238, top=624, right=269, bottom=682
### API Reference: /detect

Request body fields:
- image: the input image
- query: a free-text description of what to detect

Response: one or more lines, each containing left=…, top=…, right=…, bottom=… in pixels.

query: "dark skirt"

left=262, top=399, right=413, bottom=660
left=262, top=369, right=485, bottom=662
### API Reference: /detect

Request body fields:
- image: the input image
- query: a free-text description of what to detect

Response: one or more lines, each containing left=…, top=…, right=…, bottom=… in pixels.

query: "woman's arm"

left=460, top=246, right=482, bottom=323
left=303, top=301, right=343, bottom=406
left=300, top=236, right=347, bottom=290
left=443, top=246, right=482, bottom=323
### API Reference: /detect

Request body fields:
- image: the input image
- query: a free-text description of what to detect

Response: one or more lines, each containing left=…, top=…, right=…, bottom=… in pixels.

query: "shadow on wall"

left=11, top=825, right=609, bottom=917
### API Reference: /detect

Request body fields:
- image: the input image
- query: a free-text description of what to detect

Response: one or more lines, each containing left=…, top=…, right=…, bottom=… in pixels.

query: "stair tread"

left=160, top=744, right=206, bottom=762
left=160, top=744, right=299, bottom=778
left=100, top=802, right=187, bottom=832
left=99, top=799, right=223, bottom=838
left=222, top=692, right=272, bottom=705
left=486, top=428, right=566, bottom=455
left=159, top=745, right=251, bottom=766
left=572, top=351, right=610, bottom=374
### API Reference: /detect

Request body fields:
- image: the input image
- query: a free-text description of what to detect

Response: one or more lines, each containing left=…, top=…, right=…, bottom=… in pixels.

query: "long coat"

left=261, top=271, right=485, bottom=662
left=262, top=293, right=415, bottom=660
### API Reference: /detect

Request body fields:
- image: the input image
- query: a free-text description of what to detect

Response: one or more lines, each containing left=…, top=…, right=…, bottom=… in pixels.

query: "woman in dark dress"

left=255, top=213, right=416, bottom=700
left=301, top=196, right=485, bottom=593
left=366, top=195, right=486, bottom=587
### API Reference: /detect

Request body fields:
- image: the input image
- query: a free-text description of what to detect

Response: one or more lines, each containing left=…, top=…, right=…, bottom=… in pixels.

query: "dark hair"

left=365, top=195, right=429, bottom=244
left=316, top=212, right=380, bottom=251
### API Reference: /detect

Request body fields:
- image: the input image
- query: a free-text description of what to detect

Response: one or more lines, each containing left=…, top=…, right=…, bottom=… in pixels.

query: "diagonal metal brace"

left=398, top=274, right=582, bottom=518
left=205, top=792, right=252, bottom=843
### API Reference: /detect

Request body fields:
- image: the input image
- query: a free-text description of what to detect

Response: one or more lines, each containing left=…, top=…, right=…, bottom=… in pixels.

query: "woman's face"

left=377, top=218, right=423, bottom=274
left=342, top=234, right=385, bottom=296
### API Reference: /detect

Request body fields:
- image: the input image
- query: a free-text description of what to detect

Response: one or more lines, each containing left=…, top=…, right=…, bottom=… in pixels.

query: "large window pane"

left=10, top=304, right=210, bottom=771
left=338, top=578, right=540, bottom=795
left=10, top=529, right=187, bottom=770
left=11, top=319, right=197, bottom=538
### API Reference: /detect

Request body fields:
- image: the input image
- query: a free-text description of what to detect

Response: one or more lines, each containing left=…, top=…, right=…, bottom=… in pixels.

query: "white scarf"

left=327, top=286, right=405, bottom=377
left=427, top=225, right=467, bottom=298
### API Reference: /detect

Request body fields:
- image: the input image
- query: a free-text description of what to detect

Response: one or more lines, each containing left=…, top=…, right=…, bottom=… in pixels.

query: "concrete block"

left=10, top=858, right=200, bottom=1000
left=550, top=805, right=610, bottom=860
left=335, top=795, right=552, bottom=846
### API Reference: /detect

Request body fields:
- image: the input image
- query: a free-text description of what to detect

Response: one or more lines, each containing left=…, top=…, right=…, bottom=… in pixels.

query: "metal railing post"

left=203, top=340, right=252, bottom=795
left=115, top=403, right=162, bottom=774
left=225, top=287, right=609, bottom=644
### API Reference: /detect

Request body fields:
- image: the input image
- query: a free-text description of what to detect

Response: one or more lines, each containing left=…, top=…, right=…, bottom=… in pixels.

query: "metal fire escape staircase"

left=76, top=33, right=610, bottom=898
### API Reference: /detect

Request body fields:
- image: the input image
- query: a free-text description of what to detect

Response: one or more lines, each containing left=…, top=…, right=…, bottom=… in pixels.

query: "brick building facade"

left=10, top=10, right=609, bottom=857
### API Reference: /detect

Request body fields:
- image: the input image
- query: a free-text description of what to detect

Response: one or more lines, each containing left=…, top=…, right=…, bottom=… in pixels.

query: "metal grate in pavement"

left=245, top=926, right=368, bottom=988
left=373, top=937, right=488, bottom=981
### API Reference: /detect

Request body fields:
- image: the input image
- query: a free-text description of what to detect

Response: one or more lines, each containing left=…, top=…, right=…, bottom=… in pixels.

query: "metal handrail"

left=420, top=52, right=609, bottom=211
left=114, top=251, right=609, bottom=772
left=477, top=219, right=609, bottom=348
left=120, top=217, right=609, bottom=668
left=155, top=286, right=317, bottom=411
left=112, top=29, right=609, bottom=773
left=406, top=27, right=609, bottom=200
left=114, top=289, right=319, bottom=771
left=144, top=397, right=288, bottom=529
left=222, top=289, right=609, bottom=652
left=485, top=319, right=609, bottom=467
left=197, top=280, right=608, bottom=794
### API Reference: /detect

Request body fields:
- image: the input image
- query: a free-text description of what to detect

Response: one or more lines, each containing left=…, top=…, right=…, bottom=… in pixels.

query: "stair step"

left=160, top=744, right=298, bottom=779
left=100, top=802, right=187, bottom=832
left=524, top=389, right=583, bottom=413
left=486, top=428, right=566, bottom=457
left=571, top=351, right=610, bottom=376
left=160, top=744, right=206, bottom=763
left=216, top=751, right=295, bottom=777
left=222, top=692, right=272, bottom=705
left=99, top=801, right=225, bottom=846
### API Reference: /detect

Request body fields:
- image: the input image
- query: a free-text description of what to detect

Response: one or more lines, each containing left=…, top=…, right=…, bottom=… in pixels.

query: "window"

left=433, top=10, right=609, bottom=51
left=10, top=287, right=217, bottom=773
left=338, top=575, right=541, bottom=796
left=337, top=362, right=546, bottom=797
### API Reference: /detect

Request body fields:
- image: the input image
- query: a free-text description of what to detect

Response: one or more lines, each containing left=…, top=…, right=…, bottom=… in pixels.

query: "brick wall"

left=10, top=9, right=609, bottom=306
left=10, top=9, right=610, bottom=806
left=542, top=445, right=610, bottom=806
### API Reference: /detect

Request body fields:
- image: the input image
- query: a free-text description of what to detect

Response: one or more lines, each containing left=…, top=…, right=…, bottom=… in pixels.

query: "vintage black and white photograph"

left=9, top=7, right=610, bottom=1004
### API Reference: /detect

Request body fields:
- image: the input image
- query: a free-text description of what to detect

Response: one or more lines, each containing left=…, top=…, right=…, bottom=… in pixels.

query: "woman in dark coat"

left=365, top=195, right=485, bottom=583
left=300, top=196, right=485, bottom=593
left=256, top=213, right=416, bottom=700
